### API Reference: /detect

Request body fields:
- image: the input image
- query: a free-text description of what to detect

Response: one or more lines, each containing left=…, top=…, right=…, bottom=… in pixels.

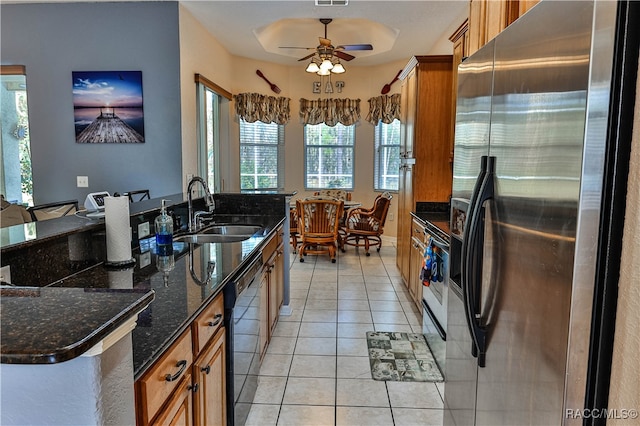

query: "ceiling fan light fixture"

left=331, top=62, right=345, bottom=73
left=317, top=67, right=331, bottom=76
left=306, top=61, right=320, bottom=73
left=320, top=58, right=334, bottom=71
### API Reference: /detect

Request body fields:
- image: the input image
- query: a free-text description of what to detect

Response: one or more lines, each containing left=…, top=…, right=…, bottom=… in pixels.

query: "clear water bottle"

left=155, top=199, right=173, bottom=255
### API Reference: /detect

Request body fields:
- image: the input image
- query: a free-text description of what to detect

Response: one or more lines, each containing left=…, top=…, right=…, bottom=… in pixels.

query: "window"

left=304, top=123, right=355, bottom=190
left=374, top=119, right=401, bottom=191
left=196, top=74, right=231, bottom=193
left=1, top=66, right=33, bottom=206
left=239, top=119, right=284, bottom=191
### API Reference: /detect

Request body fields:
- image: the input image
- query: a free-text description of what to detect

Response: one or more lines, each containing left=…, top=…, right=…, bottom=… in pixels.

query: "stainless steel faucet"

left=187, top=176, right=215, bottom=232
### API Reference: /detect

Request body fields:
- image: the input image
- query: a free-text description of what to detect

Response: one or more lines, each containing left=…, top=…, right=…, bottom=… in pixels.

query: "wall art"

left=72, top=71, right=145, bottom=143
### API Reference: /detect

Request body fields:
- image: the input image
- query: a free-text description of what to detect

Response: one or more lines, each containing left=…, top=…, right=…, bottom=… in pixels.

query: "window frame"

left=303, top=122, right=356, bottom=191
left=238, top=118, right=285, bottom=192
left=195, top=74, right=232, bottom=193
left=373, top=119, right=401, bottom=192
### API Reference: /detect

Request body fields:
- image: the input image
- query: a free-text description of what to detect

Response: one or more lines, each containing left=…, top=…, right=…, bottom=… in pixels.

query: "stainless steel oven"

left=421, top=221, right=449, bottom=340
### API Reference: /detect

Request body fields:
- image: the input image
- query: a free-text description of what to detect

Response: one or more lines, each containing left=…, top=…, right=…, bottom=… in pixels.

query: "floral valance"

left=234, top=92, right=290, bottom=125
left=299, top=98, right=361, bottom=127
left=366, top=93, right=401, bottom=125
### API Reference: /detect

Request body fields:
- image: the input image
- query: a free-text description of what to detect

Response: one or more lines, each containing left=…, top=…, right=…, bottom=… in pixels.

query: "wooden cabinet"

left=408, top=219, right=427, bottom=311
left=136, top=292, right=226, bottom=426
left=151, top=371, right=195, bottom=426
left=396, top=56, right=454, bottom=287
left=259, top=225, right=285, bottom=359
left=449, top=19, right=469, bottom=162
left=193, top=327, right=226, bottom=426
left=467, top=0, right=536, bottom=57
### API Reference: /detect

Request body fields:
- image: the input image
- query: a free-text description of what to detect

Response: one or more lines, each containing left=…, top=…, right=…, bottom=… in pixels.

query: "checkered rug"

left=366, top=331, right=444, bottom=382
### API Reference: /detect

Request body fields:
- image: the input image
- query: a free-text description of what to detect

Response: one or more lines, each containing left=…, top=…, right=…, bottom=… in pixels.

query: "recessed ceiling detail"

left=254, top=18, right=398, bottom=60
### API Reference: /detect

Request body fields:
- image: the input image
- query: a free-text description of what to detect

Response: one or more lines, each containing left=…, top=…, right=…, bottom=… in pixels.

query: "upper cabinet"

left=466, top=0, right=539, bottom=57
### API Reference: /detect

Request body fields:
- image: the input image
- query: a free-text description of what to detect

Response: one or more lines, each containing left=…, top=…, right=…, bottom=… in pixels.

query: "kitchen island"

left=0, top=192, right=289, bottom=425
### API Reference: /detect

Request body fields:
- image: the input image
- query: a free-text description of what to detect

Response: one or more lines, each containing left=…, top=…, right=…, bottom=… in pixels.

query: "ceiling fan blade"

left=279, top=46, right=315, bottom=50
left=298, top=52, right=317, bottom=62
left=319, top=37, right=332, bottom=47
left=336, top=44, right=373, bottom=51
left=334, top=50, right=355, bottom=61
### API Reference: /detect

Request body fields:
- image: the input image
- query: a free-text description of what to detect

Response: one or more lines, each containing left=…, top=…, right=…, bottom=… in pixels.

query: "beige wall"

left=607, top=73, right=640, bottom=423
left=179, top=5, right=464, bottom=238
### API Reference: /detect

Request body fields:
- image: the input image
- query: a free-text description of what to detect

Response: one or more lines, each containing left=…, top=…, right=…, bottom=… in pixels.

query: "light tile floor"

left=245, top=240, right=445, bottom=426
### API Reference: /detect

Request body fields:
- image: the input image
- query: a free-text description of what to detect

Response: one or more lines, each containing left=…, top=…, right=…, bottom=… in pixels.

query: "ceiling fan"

left=280, top=18, right=373, bottom=74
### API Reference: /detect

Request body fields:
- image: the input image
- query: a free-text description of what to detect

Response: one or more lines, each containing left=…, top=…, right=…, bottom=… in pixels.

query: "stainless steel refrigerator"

left=445, top=1, right=639, bottom=425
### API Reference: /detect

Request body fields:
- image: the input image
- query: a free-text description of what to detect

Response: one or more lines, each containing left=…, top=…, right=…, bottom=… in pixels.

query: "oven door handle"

left=430, top=238, right=449, bottom=251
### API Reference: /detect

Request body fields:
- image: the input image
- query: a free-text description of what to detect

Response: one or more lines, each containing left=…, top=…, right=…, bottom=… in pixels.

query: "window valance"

left=299, top=98, right=361, bottom=127
left=366, top=93, right=401, bottom=125
left=234, top=92, right=290, bottom=125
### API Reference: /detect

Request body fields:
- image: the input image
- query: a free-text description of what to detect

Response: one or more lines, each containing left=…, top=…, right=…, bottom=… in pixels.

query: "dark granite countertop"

left=0, top=193, right=187, bottom=253
left=0, top=192, right=287, bottom=379
left=412, top=202, right=451, bottom=243
left=0, top=286, right=154, bottom=364
left=51, top=213, right=284, bottom=379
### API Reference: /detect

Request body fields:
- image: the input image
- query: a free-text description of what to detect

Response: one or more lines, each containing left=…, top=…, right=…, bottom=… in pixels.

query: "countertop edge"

left=0, top=289, right=155, bottom=364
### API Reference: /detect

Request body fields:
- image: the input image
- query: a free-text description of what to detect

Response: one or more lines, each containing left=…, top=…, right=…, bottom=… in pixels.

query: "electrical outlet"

left=0, top=265, right=11, bottom=284
left=77, top=176, right=89, bottom=187
left=138, top=222, right=150, bottom=239
left=388, top=213, right=394, bottom=221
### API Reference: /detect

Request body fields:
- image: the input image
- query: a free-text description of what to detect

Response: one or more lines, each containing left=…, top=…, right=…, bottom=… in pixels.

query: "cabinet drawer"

left=262, top=234, right=278, bottom=264
left=137, top=328, right=193, bottom=425
left=192, top=292, right=224, bottom=355
left=412, top=220, right=426, bottom=241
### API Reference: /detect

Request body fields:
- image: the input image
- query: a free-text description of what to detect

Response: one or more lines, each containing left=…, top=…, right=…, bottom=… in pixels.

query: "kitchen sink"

left=201, top=225, right=263, bottom=236
left=174, top=224, right=264, bottom=244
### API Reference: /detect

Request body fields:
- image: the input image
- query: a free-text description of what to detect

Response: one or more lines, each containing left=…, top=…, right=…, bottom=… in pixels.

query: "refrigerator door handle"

left=465, top=156, right=495, bottom=368
left=461, top=156, right=488, bottom=360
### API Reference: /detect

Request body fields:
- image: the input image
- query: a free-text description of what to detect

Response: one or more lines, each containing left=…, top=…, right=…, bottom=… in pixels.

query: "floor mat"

left=366, top=331, right=444, bottom=382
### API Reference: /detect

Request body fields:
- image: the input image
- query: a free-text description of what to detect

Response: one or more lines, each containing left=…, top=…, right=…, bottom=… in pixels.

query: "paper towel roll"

left=105, top=196, right=134, bottom=266
left=108, top=268, right=134, bottom=289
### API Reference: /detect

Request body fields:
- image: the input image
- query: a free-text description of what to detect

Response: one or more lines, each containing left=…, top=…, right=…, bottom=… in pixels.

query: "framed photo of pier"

left=72, top=71, right=145, bottom=143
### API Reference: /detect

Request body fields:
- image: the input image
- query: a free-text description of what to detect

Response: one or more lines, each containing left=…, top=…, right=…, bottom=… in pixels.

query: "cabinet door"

left=194, top=327, right=226, bottom=426
left=151, top=373, right=194, bottom=426
left=269, top=244, right=285, bottom=336
left=399, top=164, right=414, bottom=285
left=258, top=270, right=269, bottom=360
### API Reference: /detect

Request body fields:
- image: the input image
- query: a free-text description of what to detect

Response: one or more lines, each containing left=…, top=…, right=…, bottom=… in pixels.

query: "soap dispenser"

left=155, top=199, right=173, bottom=255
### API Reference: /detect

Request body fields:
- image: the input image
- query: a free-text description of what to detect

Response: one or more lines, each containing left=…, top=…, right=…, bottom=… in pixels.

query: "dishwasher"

left=223, top=251, right=263, bottom=426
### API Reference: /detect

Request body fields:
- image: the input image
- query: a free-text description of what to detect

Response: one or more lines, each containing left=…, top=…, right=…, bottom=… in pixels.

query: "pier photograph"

left=72, top=70, right=145, bottom=143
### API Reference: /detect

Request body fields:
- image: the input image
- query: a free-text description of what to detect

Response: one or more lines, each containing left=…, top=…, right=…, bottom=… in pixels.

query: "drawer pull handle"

left=207, top=314, right=223, bottom=327
left=165, top=360, right=187, bottom=382
left=188, top=383, right=199, bottom=393
left=201, top=365, right=211, bottom=375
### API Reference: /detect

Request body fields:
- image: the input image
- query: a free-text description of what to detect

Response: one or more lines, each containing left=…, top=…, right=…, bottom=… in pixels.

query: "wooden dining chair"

left=296, top=198, right=344, bottom=263
left=289, top=206, right=300, bottom=253
left=340, top=192, right=392, bottom=256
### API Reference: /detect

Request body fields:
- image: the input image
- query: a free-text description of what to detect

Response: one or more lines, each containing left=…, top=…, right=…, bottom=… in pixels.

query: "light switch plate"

left=77, top=176, right=89, bottom=187
left=0, top=265, right=11, bottom=284
left=138, top=221, right=150, bottom=239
